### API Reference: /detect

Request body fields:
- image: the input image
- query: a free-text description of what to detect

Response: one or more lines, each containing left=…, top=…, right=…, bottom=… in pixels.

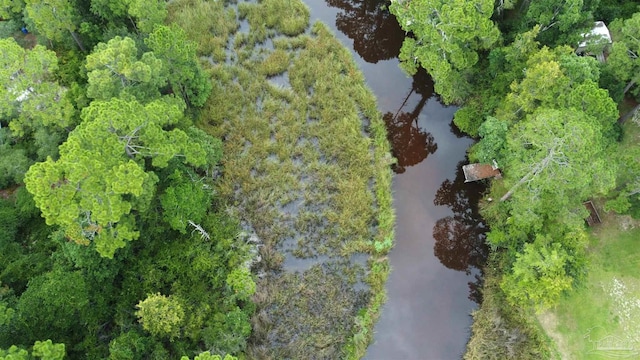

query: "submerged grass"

left=172, top=0, right=395, bottom=358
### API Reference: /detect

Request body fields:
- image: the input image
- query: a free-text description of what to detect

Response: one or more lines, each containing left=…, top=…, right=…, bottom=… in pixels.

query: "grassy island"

left=170, top=0, right=395, bottom=358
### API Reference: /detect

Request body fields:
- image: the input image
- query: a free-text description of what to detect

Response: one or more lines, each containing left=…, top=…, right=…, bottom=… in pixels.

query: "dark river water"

left=301, top=1, right=489, bottom=359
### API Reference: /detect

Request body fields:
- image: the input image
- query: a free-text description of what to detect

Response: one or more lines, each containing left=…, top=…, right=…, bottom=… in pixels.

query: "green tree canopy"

left=136, top=293, right=185, bottom=339
left=23, top=0, right=86, bottom=51
left=145, top=24, right=212, bottom=107
left=0, top=340, right=65, bottom=360
left=502, top=108, right=615, bottom=206
left=0, top=38, right=74, bottom=137
left=181, top=352, right=238, bottom=360
left=0, top=0, right=24, bottom=20
left=607, top=13, right=640, bottom=97
left=16, top=270, right=89, bottom=343
left=496, top=46, right=617, bottom=131
left=159, top=169, right=211, bottom=234
left=389, top=0, right=500, bottom=103
left=501, top=239, right=574, bottom=310
left=521, top=0, right=594, bottom=45
left=85, top=36, right=166, bottom=102
left=127, top=0, right=167, bottom=34
left=88, top=0, right=166, bottom=35
left=24, top=97, right=208, bottom=258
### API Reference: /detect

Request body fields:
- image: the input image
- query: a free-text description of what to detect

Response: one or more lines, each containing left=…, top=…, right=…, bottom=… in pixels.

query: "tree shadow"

left=384, top=69, right=437, bottom=173
left=432, top=159, right=489, bottom=303
left=325, top=0, right=404, bottom=63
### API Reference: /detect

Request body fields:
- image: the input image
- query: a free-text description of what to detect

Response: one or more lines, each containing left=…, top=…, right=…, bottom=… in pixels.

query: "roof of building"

left=578, top=21, right=612, bottom=49
left=462, top=163, right=502, bottom=183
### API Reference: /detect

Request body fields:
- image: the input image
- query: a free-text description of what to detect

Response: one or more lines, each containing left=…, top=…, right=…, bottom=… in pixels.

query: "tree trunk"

left=623, top=78, right=637, bottom=95
left=618, top=103, right=640, bottom=125
left=500, top=170, right=534, bottom=202
left=500, top=147, right=556, bottom=202
left=69, top=31, right=86, bottom=52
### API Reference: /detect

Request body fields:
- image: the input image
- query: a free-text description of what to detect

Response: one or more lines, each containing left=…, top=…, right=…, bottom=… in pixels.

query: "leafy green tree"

left=16, top=270, right=88, bottom=344
left=607, top=13, right=640, bottom=97
left=500, top=108, right=615, bottom=204
left=501, top=240, right=573, bottom=310
left=496, top=46, right=617, bottom=130
left=0, top=38, right=74, bottom=138
left=0, top=0, right=24, bottom=20
left=23, top=0, right=86, bottom=51
left=594, top=0, right=640, bottom=24
left=88, top=0, right=166, bottom=35
left=88, top=0, right=129, bottom=19
left=85, top=36, right=166, bottom=102
left=1, top=340, right=65, bottom=360
left=453, top=26, right=542, bottom=135
left=24, top=97, right=207, bottom=258
left=145, top=24, right=212, bottom=107
left=479, top=106, right=614, bottom=256
left=107, top=330, right=149, bottom=360
left=520, top=0, right=594, bottom=45
left=605, top=143, right=640, bottom=216
left=0, top=140, right=31, bottom=188
left=160, top=170, right=211, bottom=234
left=225, top=268, right=256, bottom=301
left=0, top=297, right=15, bottom=329
left=136, top=293, right=185, bottom=339
left=31, top=340, right=65, bottom=360
left=498, top=50, right=570, bottom=120
left=181, top=352, right=238, bottom=360
left=469, top=116, right=508, bottom=164
left=0, top=345, right=28, bottom=359
left=127, top=0, right=167, bottom=34
left=389, top=0, right=500, bottom=103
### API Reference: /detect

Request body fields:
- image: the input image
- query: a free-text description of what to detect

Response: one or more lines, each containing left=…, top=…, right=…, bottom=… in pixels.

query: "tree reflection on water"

left=326, top=0, right=489, bottom=305
left=433, top=160, right=489, bottom=303
left=384, top=69, right=437, bottom=173
left=325, top=0, right=403, bottom=63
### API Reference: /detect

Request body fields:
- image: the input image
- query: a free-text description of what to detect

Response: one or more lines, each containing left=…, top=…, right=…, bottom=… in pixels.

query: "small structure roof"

left=584, top=200, right=602, bottom=226
left=577, top=21, right=612, bottom=49
left=463, top=163, right=501, bottom=183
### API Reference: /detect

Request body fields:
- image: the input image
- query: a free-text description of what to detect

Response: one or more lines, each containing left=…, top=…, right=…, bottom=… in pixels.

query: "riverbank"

left=169, top=0, right=395, bottom=358
left=464, top=253, right=557, bottom=359
left=465, top=108, right=640, bottom=360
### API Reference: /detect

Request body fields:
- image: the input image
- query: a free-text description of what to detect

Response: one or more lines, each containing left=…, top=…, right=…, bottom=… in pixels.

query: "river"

left=301, top=1, right=489, bottom=359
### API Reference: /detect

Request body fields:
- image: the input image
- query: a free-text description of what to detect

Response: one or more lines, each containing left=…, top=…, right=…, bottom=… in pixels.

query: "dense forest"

left=0, top=0, right=257, bottom=358
left=390, top=0, right=640, bottom=357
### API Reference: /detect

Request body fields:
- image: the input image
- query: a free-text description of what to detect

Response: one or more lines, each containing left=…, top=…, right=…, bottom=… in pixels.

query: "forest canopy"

left=0, top=0, right=253, bottom=358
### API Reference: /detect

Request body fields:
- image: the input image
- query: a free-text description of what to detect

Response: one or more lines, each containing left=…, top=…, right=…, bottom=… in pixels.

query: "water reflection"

left=325, top=0, right=403, bottom=63
left=384, top=69, right=437, bottom=173
left=433, top=159, right=489, bottom=303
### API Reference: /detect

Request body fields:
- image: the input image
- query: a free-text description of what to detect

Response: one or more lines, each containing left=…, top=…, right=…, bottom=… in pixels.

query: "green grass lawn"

left=540, top=115, right=640, bottom=359
left=542, top=213, right=640, bottom=359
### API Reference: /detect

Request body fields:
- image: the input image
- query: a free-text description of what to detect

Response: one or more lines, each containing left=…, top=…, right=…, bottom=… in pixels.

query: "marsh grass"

left=167, top=0, right=238, bottom=61
left=171, top=0, right=395, bottom=358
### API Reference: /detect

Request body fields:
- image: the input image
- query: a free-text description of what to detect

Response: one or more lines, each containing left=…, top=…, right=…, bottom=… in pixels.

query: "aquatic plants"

left=170, top=0, right=396, bottom=357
